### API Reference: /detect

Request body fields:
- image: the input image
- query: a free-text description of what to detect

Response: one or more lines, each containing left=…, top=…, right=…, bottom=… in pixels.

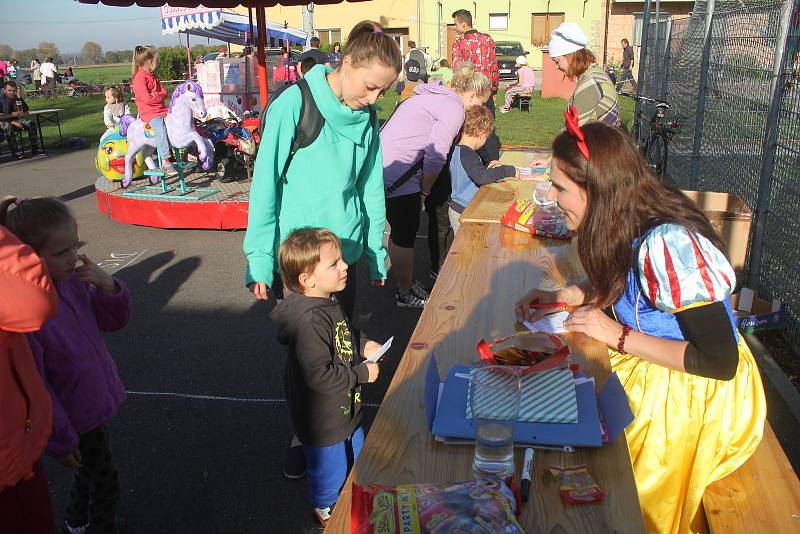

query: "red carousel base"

left=94, top=175, right=250, bottom=229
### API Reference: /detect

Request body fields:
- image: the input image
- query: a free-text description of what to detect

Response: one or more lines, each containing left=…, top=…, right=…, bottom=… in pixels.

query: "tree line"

left=0, top=41, right=221, bottom=70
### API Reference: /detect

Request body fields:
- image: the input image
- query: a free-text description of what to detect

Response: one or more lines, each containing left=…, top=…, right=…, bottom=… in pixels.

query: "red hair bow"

left=563, top=104, right=590, bottom=161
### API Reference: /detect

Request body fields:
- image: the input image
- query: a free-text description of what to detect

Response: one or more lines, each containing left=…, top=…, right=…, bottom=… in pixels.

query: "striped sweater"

left=570, top=64, right=621, bottom=127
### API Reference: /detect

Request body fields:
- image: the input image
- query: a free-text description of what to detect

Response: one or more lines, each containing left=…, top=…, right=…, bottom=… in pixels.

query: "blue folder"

left=425, top=354, right=633, bottom=448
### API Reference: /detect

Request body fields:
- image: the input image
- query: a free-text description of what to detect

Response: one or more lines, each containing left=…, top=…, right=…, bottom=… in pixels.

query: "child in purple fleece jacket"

left=3, top=197, right=130, bottom=534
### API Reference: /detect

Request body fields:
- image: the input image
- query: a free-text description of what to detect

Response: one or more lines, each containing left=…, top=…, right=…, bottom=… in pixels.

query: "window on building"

left=531, top=13, right=565, bottom=47
left=489, top=13, right=509, bottom=31
left=316, top=28, right=342, bottom=47
left=632, top=12, right=672, bottom=47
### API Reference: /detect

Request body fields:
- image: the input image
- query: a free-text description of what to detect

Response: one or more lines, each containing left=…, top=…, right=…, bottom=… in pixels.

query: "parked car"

left=495, top=41, right=529, bottom=81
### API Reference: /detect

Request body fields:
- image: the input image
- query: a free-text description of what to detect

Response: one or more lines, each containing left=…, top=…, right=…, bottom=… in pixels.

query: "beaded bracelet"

left=617, top=325, right=632, bottom=354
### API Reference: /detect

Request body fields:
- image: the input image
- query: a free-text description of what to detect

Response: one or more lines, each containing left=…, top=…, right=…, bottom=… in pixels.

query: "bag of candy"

left=549, top=465, right=605, bottom=505
left=351, top=478, right=526, bottom=533
left=500, top=198, right=573, bottom=240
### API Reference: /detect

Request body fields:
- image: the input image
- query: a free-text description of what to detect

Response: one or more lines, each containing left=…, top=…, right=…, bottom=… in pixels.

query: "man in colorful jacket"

left=0, top=223, right=57, bottom=534
left=451, top=8, right=500, bottom=162
left=451, top=9, right=500, bottom=93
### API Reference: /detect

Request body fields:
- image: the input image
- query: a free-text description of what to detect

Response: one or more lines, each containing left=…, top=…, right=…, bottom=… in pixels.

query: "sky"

left=0, top=1, right=225, bottom=53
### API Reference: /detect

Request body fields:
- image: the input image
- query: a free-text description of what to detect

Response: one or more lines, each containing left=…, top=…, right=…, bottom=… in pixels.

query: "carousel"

left=81, top=0, right=369, bottom=229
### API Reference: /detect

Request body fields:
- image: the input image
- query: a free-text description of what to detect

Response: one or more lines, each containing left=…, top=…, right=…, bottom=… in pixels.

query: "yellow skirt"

left=609, top=337, right=766, bottom=534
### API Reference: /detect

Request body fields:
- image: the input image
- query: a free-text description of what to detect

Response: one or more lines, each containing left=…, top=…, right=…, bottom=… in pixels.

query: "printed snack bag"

left=500, top=199, right=573, bottom=240
left=351, top=479, right=525, bottom=533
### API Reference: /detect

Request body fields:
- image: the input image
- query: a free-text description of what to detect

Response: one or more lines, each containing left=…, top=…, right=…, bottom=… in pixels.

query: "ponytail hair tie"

left=372, top=28, right=383, bottom=33
left=14, top=197, right=25, bottom=206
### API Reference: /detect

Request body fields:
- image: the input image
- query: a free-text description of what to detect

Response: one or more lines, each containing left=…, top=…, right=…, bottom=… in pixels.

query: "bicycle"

left=621, top=92, right=685, bottom=177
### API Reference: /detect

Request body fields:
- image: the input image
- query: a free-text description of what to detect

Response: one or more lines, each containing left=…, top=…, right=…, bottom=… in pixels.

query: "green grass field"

left=26, top=87, right=634, bottom=153
left=72, top=64, right=132, bottom=85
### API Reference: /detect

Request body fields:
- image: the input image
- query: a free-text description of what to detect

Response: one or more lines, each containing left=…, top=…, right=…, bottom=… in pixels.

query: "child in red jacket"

left=131, top=45, right=174, bottom=173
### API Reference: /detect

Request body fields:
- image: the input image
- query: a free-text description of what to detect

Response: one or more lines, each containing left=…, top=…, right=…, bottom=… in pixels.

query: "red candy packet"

left=500, top=198, right=573, bottom=240
left=549, top=465, right=605, bottom=505
left=351, top=479, right=525, bottom=534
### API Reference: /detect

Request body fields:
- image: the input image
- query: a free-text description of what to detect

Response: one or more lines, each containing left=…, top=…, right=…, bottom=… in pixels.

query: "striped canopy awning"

left=78, top=1, right=371, bottom=6
left=160, top=7, right=307, bottom=45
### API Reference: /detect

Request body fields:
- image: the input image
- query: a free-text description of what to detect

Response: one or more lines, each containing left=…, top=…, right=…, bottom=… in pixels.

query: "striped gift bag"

left=467, top=368, right=578, bottom=424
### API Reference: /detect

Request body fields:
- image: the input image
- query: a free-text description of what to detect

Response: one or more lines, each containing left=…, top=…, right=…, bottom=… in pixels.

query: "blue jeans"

left=148, top=115, right=171, bottom=163
left=303, top=426, right=364, bottom=509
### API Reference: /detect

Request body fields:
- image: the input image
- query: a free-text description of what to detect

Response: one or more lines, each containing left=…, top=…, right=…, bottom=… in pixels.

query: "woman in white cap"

left=499, top=55, right=535, bottom=113
left=548, top=22, right=620, bottom=126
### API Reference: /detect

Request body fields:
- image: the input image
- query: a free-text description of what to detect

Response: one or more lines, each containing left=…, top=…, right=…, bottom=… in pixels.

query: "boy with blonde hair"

left=449, top=105, right=518, bottom=232
left=270, top=227, right=381, bottom=524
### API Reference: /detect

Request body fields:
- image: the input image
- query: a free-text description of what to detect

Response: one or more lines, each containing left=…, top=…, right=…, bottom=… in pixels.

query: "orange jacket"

left=0, top=227, right=56, bottom=491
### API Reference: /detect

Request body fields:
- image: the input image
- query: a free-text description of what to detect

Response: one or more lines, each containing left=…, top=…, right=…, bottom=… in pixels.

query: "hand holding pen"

left=515, top=286, right=581, bottom=323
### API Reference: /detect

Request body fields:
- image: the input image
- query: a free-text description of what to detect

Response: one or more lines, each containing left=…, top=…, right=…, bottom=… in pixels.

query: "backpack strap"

left=385, top=159, right=424, bottom=195
left=279, top=78, right=325, bottom=181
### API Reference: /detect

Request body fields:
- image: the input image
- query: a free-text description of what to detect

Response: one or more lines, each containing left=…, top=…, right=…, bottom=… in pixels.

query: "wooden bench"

left=702, top=422, right=800, bottom=532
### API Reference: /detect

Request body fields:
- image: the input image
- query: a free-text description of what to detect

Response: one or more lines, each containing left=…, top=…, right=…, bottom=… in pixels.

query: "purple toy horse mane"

left=169, top=81, right=204, bottom=112
left=119, top=114, right=135, bottom=136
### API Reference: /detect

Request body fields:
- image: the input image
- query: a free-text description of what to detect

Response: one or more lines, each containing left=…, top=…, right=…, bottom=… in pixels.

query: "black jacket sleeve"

left=675, top=301, right=739, bottom=380
left=294, top=310, right=369, bottom=394
left=460, top=146, right=516, bottom=185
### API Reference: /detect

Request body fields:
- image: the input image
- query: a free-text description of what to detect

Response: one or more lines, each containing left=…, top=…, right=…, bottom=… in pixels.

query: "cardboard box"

left=203, top=92, right=260, bottom=119
left=731, top=287, right=783, bottom=332
left=681, top=190, right=752, bottom=272
left=197, top=57, right=259, bottom=95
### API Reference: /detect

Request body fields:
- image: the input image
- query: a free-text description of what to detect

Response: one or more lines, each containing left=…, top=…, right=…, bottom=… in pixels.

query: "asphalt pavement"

left=2, top=149, right=799, bottom=533
left=2, top=149, right=428, bottom=533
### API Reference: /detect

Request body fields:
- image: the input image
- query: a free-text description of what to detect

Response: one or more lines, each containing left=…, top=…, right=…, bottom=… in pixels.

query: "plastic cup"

left=533, top=181, right=556, bottom=207
left=469, top=366, right=521, bottom=479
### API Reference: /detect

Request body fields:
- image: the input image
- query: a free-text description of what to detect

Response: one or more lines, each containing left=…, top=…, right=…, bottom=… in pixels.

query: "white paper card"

left=365, top=336, right=394, bottom=363
left=523, top=311, right=569, bottom=334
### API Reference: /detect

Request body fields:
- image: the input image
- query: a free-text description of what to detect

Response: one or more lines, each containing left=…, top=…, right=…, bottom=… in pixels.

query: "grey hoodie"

left=271, top=292, right=369, bottom=447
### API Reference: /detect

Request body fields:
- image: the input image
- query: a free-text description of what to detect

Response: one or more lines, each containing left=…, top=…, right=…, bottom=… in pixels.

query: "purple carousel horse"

left=118, top=80, right=215, bottom=187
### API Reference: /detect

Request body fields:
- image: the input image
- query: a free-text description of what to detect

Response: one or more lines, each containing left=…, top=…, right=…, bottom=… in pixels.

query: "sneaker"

left=397, top=289, right=426, bottom=308
left=410, top=280, right=431, bottom=301
left=161, top=161, right=177, bottom=176
left=283, top=439, right=306, bottom=479
left=62, top=522, right=90, bottom=534
left=499, top=108, right=510, bottom=113
left=313, top=506, right=332, bottom=525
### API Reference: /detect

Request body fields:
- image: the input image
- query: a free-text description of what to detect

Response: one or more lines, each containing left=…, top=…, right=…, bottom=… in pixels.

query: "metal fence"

left=635, top=0, right=800, bottom=351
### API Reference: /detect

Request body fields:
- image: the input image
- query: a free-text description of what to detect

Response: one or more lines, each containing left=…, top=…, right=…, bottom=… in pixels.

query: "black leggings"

left=386, top=192, right=422, bottom=248
left=65, top=425, right=120, bottom=534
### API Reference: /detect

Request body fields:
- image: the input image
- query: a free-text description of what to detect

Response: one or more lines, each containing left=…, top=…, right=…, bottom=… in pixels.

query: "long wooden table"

left=326, top=181, right=644, bottom=532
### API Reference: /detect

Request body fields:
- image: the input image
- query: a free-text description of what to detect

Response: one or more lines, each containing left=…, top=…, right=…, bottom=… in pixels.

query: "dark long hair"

left=552, top=123, right=725, bottom=308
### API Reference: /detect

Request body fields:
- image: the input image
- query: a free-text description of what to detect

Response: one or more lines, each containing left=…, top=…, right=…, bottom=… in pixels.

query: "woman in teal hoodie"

left=244, top=21, right=402, bottom=319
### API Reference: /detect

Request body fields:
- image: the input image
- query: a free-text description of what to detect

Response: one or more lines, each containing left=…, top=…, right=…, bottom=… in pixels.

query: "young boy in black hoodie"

left=271, top=227, right=380, bottom=525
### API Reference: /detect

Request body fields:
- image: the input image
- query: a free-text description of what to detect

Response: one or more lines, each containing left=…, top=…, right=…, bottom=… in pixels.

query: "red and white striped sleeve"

left=637, top=223, right=736, bottom=313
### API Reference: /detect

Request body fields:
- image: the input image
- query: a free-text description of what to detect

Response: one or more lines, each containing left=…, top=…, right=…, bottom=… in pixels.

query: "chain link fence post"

left=689, top=0, right=715, bottom=189
left=635, top=0, right=654, bottom=147
left=747, top=0, right=795, bottom=289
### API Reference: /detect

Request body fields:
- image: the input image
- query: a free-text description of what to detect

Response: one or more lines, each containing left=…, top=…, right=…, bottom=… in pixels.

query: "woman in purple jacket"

left=2, top=197, right=130, bottom=534
left=381, top=64, right=491, bottom=307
